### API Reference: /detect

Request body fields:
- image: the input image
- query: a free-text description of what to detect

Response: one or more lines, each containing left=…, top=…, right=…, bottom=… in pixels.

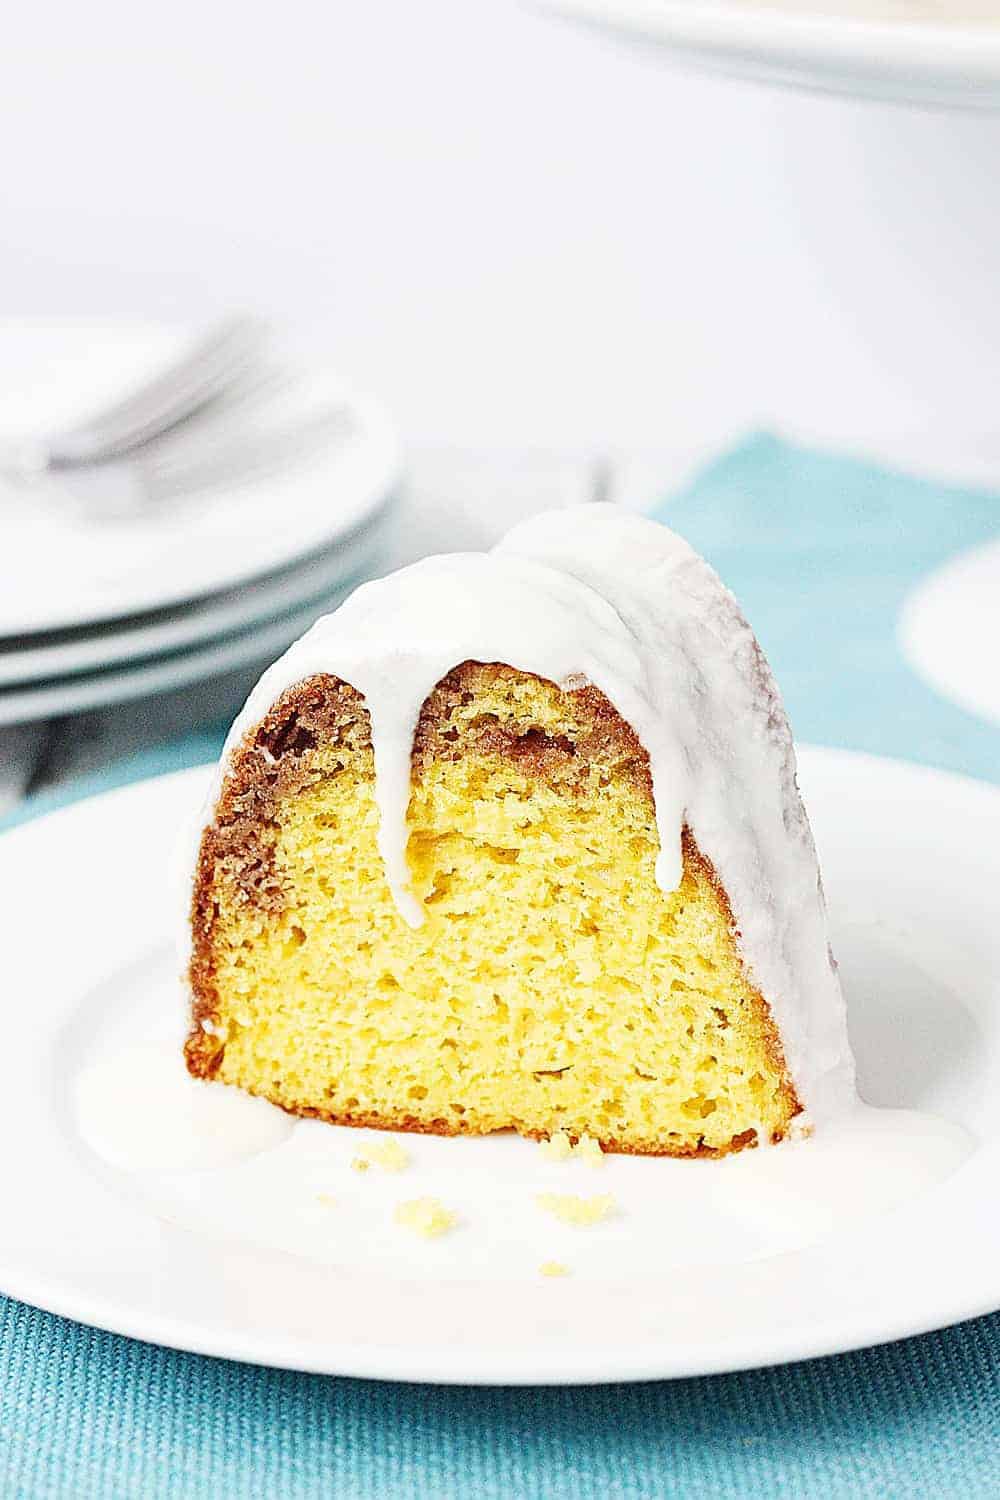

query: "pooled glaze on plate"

left=72, top=1028, right=971, bottom=1277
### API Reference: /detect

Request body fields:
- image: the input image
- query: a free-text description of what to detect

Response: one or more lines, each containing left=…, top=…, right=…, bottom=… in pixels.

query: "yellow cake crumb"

left=538, top=1131, right=605, bottom=1166
left=365, top=1138, right=410, bottom=1172
left=351, top=1155, right=371, bottom=1173
left=536, top=1192, right=616, bottom=1226
left=539, top=1261, right=570, bottom=1278
left=538, top=1130, right=574, bottom=1162
left=394, top=1197, right=457, bottom=1238
left=315, top=1192, right=337, bottom=1207
left=576, top=1134, right=605, bottom=1167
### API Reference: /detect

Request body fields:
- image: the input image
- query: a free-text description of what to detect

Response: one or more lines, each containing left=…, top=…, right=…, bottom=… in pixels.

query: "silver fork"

left=1, top=313, right=270, bottom=477
left=51, top=398, right=358, bottom=518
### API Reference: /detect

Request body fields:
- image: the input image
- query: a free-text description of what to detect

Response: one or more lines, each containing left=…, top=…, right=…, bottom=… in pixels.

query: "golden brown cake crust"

left=186, top=663, right=801, bottom=1149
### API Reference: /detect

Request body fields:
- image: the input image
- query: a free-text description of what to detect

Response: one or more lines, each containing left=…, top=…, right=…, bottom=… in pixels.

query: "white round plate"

left=0, top=320, right=401, bottom=635
left=0, top=585, right=359, bottom=727
left=1, top=747, right=998, bottom=1383
left=0, top=498, right=394, bottom=688
left=539, top=0, right=1000, bottom=109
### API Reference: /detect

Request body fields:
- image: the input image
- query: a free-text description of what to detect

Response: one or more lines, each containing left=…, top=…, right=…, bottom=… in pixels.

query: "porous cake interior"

left=187, top=663, right=799, bottom=1155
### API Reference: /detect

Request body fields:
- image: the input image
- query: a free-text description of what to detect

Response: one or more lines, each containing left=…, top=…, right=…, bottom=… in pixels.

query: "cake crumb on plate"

left=538, top=1130, right=574, bottom=1162
left=536, top=1192, right=616, bottom=1226
left=538, top=1131, right=606, bottom=1166
left=394, top=1197, right=457, bottom=1238
left=354, top=1138, right=410, bottom=1173
left=539, top=1260, right=570, bottom=1278
left=576, top=1134, right=605, bottom=1167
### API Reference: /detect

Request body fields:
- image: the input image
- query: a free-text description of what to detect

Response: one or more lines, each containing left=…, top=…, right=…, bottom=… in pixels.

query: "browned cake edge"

left=186, top=662, right=802, bottom=1155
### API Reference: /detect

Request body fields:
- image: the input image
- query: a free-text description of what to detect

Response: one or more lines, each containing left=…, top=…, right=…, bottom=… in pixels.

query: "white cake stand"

left=541, top=0, right=1000, bottom=733
left=537, top=0, right=1000, bottom=109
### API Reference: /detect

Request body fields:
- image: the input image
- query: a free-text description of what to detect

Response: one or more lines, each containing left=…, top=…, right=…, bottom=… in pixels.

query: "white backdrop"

left=4, top=0, right=1000, bottom=482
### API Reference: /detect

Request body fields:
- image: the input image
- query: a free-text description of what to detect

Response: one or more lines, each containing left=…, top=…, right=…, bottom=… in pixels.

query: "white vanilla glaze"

left=73, top=1028, right=975, bottom=1273
left=205, top=505, right=856, bottom=1127
left=76, top=1041, right=294, bottom=1172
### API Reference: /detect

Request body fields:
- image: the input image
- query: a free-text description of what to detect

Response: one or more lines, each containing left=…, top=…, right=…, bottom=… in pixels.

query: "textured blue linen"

left=663, top=432, right=998, bottom=783
left=2, top=434, right=998, bottom=1499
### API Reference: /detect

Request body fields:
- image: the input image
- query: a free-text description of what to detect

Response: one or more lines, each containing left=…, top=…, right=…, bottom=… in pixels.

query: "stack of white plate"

left=0, top=322, right=402, bottom=727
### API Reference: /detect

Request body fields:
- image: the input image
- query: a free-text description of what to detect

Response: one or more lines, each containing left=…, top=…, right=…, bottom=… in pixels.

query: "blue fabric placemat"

left=2, top=434, right=998, bottom=1499
left=663, top=431, right=998, bottom=783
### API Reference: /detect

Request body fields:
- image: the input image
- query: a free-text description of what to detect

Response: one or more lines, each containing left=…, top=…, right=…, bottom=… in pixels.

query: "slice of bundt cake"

left=186, top=506, right=854, bottom=1156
